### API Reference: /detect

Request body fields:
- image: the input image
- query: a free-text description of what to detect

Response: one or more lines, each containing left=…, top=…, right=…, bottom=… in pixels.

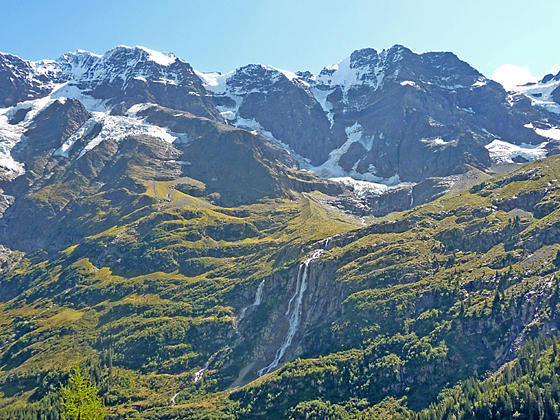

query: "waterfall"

left=194, top=359, right=210, bottom=382
left=409, top=190, right=414, bottom=208
left=170, top=354, right=213, bottom=405
left=237, top=279, right=265, bottom=327
left=258, top=248, right=324, bottom=376
left=170, top=358, right=211, bottom=405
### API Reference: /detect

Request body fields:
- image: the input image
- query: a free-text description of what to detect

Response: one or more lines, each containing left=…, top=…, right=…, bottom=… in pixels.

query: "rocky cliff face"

left=0, top=53, right=57, bottom=107
left=513, top=70, right=560, bottom=114
left=198, top=45, right=560, bottom=189
left=3, top=44, right=558, bottom=213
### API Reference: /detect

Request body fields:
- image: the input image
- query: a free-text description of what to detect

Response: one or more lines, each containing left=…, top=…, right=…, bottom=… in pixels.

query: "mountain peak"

left=95, top=45, right=178, bottom=69
left=109, top=45, right=178, bottom=66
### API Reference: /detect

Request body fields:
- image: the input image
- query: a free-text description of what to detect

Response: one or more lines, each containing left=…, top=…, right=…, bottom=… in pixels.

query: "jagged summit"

left=54, top=45, right=178, bottom=69
left=194, top=43, right=560, bottom=191
left=1, top=43, right=560, bottom=209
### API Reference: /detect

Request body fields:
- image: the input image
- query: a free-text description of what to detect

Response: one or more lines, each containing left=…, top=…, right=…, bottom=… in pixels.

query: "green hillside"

left=2, top=150, right=560, bottom=419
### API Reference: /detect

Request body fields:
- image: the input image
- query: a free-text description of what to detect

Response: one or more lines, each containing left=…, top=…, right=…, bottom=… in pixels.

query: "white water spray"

left=194, top=359, right=210, bottom=382
left=170, top=358, right=211, bottom=405
left=258, top=248, right=325, bottom=376
left=237, top=279, right=265, bottom=326
left=170, top=391, right=180, bottom=406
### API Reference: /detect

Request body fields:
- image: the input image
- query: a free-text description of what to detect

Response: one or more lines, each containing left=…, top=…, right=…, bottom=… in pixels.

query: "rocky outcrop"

left=0, top=53, right=55, bottom=107
left=232, top=244, right=346, bottom=385
left=200, top=45, right=560, bottom=186
left=60, top=46, right=222, bottom=120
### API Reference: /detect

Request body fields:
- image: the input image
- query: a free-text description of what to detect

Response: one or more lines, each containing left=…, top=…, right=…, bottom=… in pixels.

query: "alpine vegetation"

left=1, top=40, right=560, bottom=420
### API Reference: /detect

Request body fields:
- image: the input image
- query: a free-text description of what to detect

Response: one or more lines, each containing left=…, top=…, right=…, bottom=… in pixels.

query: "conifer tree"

left=60, top=366, right=106, bottom=420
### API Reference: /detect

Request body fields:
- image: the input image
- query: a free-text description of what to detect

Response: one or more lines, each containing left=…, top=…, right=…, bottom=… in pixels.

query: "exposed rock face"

left=210, top=64, right=339, bottom=164
left=232, top=245, right=346, bottom=385
left=135, top=105, right=344, bottom=204
left=57, top=46, right=222, bottom=119
left=199, top=45, right=560, bottom=184
left=0, top=53, right=56, bottom=107
left=2, top=44, right=560, bottom=206
left=17, top=98, right=90, bottom=163
left=0, top=46, right=222, bottom=120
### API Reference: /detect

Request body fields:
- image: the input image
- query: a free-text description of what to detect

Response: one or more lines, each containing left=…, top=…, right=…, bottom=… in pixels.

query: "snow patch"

left=50, top=83, right=109, bottom=112
left=525, top=123, right=560, bottom=141
left=329, top=177, right=392, bottom=196
left=534, top=127, right=560, bottom=141
left=76, top=112, right=178, bottom=159
left=309, top=87, right=334, bottom=126
left=127, top=103, right=155, bottom=116
left=137, top=46, right=177, bottom=66
left=515, top=77, right=560, bottom=114
left=472, top=78, right=488, bottom=88
left=307, top=122, right=364, bottom=178
left=54, top=117, right=98, bottom=158
left=293, top=122, right=410, bottom=193
left=0, top=96, right=61, bottom=177
left=316, top=53, right=385, bottom=93
left=421, top=137, right=452, bottom=146
left=195, top=70, right=230, bottom=95
left=485, top=139, right=548, bottom=163
left=268, top=65, right=304, bottom=84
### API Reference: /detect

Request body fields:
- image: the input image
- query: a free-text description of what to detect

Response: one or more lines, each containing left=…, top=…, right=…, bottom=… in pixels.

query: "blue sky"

left=1, top=0, right=558, bottom=84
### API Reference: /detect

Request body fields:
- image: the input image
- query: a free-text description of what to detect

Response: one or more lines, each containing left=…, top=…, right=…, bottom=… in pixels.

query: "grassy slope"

left=221, top=156, right=560, bottom=418
left=3, top=155, right=560, bottom=418
left=0, top=173, right=357, bottom=417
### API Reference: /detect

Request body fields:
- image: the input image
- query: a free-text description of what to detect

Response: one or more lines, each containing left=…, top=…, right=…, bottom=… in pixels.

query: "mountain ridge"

left=2, top=43, right=560, bottom=419
left=3, top=45, right=559, bottom=185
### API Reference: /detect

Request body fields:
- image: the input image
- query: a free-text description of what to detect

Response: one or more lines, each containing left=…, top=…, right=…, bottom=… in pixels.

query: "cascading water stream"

left=257, top=248, right=325, bottom=376
left=170, top=391, right=180, bottom=406
left=194, top=359, right=210, bottom=382
left=237, top=279, right=265, bottom=327
left=170, top=358, right=211, bottom=405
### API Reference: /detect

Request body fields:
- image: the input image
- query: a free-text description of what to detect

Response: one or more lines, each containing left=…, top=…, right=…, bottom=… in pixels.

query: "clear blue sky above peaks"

left=1, top=0, right=558, bottom=85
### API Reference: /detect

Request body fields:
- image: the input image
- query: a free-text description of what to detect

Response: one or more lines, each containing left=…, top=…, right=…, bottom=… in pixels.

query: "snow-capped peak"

left=314, top=45, right=418, bottom=93
left=101, top=45, right=178, bottom=69
left=316, top=48, right=387, bottom=92
left=514, top=70, right=560, bottom=114
left=197, top=63, right=305, bottom=96
left=119, top=45, right=177, bottom=66
left=56, top=50, right=101, bottom=79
